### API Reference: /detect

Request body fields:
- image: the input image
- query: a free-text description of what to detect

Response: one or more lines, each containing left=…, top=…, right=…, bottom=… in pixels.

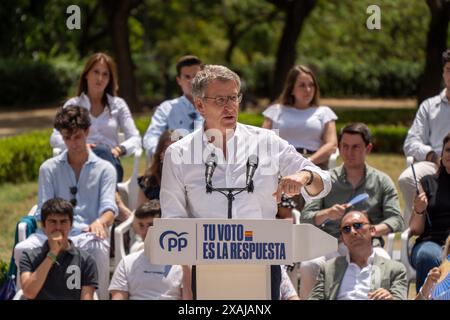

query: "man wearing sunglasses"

left=143, top=55, right=204, bottom=161
left=309, top=211, right=407, bottom=300
left=160, top=65, right=331, bottom=300
left=299, top=122, right=405, bottom=299
left=14, top=106, right=118, bottom=300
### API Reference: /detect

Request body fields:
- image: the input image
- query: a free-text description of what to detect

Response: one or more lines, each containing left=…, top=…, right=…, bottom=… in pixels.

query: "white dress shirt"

left=403, top=89, right=450, bottom=161
left=50, top=93, right=141, bottom=155
left=143, top=95, right=203, bottom=159
left=337, top=251, right=377, bottom=300
left=161, top=123, right=331, bottom=219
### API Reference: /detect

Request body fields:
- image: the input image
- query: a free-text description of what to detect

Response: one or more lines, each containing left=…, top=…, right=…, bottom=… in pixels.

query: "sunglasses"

left=340, top=222, right=369, bottom=234
left=70, top=186, right=77, bottom=207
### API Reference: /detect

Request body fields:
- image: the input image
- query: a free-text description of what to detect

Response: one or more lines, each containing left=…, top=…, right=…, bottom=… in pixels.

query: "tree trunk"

left=271, top=0, right=316, bottom=100
left=102, top=0, right=141, bottom=112
left=418, top=0, right=450, bottom=105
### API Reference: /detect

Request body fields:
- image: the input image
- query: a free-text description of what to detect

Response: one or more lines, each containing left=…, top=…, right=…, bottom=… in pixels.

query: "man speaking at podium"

left=160, top=64, right=331, bottom=299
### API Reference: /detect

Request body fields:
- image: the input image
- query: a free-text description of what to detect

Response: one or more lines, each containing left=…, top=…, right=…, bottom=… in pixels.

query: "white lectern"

left=145, top=218, right=337, bottom=300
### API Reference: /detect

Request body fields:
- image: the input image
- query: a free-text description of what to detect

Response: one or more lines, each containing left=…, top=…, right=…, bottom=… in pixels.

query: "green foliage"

left=307, top=58, right=423, bottom=98
left=0, top=259, right=8, bottom=287
left=135, top=116, right=151, bottom=137
left=334, top=108, right=416, bottom=126
left=0, top=130, right=52, bottom=184
left=0, top=58, right=75, bottom=107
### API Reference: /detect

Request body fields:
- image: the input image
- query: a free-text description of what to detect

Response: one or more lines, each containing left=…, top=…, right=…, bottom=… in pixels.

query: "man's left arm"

left=276, top=137, right=331, bottom=201
left=90, top=164, right=118, bottom=238
left=80, top=254, right=98, bottom=300
left=388, top=262, right=408, bottom=300
left=375, top=175, right=405, bottom=236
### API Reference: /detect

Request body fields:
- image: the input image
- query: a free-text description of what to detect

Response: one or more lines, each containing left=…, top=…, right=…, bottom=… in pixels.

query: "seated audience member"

left=143, top=55, right=204, bottom=161
left=415, top=235, right=450, bottom=300
left=14, top=106, right=117, bottom=300
left=300, top=123, right=404, bottom=299
left=398, top=49, right=450, bottom=224
left=309, top=211, right=407, bottom=300
left=20, top=198, right=98, bottom=300
left=262, top=64, right=337, bottom=215
left=50, top=52, right=142, bottom=222
left=109, top=204, right=190, bottom=300
left=129, top=200, right=161, bottom=253
left=137, top=130, right=184, bottom=208
left=410, top=133, right=450, bottom=292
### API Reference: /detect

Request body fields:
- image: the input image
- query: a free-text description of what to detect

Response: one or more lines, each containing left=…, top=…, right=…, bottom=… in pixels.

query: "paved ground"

left=0, top=98, right=416, bottom=137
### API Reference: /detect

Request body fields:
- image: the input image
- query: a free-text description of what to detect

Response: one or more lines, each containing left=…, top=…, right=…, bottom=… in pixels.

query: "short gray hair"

left=192, top=65, right=241, bottom=99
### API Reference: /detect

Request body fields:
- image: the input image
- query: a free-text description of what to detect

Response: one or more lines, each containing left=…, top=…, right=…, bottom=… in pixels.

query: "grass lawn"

left=0, top=153, right=407, bottom=264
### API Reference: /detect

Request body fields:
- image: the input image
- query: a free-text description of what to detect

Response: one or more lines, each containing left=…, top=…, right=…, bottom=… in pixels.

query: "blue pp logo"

left=159, top=230, right=189, bottom=252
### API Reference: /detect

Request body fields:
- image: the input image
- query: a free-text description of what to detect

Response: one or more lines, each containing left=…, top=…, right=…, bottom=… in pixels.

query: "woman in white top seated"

left=262, top=65, right=337, bottom=213
left=50, top=52, right=141, bottom=185
left=50, top=53, right=141, bottom=221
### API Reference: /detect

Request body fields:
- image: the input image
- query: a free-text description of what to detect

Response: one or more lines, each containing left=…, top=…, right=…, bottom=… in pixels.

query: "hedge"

left=0, top=130, right=52, bottom=184
left=0, top=113, right=410, bottom=185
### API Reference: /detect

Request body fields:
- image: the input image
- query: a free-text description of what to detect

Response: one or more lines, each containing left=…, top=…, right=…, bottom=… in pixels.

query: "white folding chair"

left=113, top=212, right=136, bottom=268
left=400, top=227, right=417, bottom=294
left=117, top=147, right=142, bottom=212
left=328, top=148, right=340, bottom=169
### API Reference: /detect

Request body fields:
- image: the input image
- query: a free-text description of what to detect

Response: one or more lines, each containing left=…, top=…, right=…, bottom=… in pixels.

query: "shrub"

left=0, top=259, right=8, bottom=287
left=305, top=58, right=422, bottom=98
left=0, top=130, right=52, bottom=184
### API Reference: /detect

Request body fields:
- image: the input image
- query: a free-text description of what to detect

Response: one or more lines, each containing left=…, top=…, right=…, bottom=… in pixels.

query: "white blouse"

left=263, top=104, right=337, bottom=151
left=50, top=93, right=141, bottom=155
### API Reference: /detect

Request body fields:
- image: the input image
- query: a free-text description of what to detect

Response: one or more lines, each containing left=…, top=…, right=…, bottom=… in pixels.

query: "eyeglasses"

left=340, top=222, right=369, bottom=234
left=70, top=186, right=77, bottom=207
left=202, top=93, right=242, bottom=107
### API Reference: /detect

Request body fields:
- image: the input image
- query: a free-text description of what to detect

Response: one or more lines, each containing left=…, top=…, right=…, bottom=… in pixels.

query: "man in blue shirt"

left=143, top=55, right=204, bottom=161
left=14, top=105, right=117, bottom=300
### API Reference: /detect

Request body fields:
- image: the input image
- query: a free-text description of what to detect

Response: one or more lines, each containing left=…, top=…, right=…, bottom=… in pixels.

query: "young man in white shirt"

left=399, top=49, right=450, bottom=223
left=109, top=202, right=190, bottom=300
left=143, top=55, right=204, bottom=161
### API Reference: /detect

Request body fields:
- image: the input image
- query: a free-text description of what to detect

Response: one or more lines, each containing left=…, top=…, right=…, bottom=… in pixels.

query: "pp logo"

left=159, top=230, right=189, bottom=252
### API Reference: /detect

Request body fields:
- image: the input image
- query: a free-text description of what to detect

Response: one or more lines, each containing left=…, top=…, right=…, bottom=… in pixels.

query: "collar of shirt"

left=42, top=239, right=76, bottom=257
left=336, top=164, right=371, bottom=186
left=201, top=123, right=243, bottom=162
left=55, top=148, right=99, bottom=166
left=79, top=92, right=115, bottom=111
left=345, top=249, right=376, bottom=266
left=439, top=89, right=450, bottom=104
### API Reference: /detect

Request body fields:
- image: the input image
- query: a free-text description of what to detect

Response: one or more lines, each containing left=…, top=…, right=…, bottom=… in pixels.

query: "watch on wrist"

left=303, top=169, right=314, bottom=186
left=119, top=145, right=127, bottom=156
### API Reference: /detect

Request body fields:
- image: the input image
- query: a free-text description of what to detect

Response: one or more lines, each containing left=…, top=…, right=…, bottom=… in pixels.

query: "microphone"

left=205, top=153, right=218, bottom=188
left=246, top=155, right=259, bottom=192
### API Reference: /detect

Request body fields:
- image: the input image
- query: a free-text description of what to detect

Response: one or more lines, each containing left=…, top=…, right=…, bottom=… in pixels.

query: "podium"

left=144, top=218, right=337, bottom=299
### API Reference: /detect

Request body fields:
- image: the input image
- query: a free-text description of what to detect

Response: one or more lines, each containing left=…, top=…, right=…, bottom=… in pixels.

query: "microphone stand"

left=206, top=181, right=254, bottom=219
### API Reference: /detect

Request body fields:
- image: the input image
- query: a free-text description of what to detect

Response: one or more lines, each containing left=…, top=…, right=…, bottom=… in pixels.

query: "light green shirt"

left=301, top=164, right=404, bottom=246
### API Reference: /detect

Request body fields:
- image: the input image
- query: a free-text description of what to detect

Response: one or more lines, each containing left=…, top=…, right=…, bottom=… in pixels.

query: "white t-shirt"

left=109, top=250, right=183, bottom=300
left=262, top=104, right=337, bottom=151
